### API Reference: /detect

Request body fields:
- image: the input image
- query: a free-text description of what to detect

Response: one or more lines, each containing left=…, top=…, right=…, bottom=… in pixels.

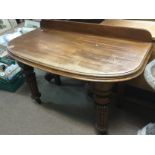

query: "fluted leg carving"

left=93, top=83, right=113, bottom=134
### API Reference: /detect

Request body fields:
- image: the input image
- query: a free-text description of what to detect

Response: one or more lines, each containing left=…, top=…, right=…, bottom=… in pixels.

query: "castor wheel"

left=35, top=98, right=42, bottom=104
left=95, top=126, right=108, bottom=135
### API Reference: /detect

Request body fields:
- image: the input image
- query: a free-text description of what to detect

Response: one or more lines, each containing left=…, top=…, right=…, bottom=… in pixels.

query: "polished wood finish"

left=41, top=20, right=152, bottom=42
left=18, top=62, right=41, bottom=104
left=101, top=19, right=155, bottom=91
left=101, top=20, right=155, bottom=40
left=7, top=20, right=153, bottom=134
left=8, top=20, right=152, bottom=82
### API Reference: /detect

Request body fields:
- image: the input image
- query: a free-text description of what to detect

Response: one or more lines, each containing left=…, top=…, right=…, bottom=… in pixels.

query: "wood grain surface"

left=101, top=19, right=155, bottom=90
left=7, top=20, right=152, bottom=82
left=101, top=20, right=155, bottom=41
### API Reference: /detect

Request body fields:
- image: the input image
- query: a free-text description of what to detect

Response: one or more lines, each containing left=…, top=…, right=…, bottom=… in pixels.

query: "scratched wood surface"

left=101, top=20, right=155, bottom=41
left=101, top=19, right=155, bottom=90
left=7, top=20, right=152, bottom=82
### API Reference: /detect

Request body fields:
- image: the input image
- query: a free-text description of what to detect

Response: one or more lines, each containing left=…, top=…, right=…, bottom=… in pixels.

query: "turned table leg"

left=18, top=62, right=41, bottom=104
left=93, top=83, right=113, bottom=134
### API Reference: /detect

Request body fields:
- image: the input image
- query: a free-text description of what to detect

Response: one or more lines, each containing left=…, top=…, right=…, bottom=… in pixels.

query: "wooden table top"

left=7, top=20, right=153, bottom=82
left=101, top=20, right=155, bottom=41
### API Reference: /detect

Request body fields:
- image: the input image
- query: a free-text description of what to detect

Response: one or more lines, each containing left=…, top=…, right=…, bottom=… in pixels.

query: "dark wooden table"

left=7, top=20, right=152, bottom=134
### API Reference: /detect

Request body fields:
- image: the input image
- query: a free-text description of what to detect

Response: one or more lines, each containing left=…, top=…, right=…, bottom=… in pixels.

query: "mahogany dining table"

left=7, top=20, right=153, bottom=134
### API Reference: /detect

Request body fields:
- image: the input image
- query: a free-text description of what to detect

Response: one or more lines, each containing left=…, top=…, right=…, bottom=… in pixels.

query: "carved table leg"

left=93, top=82, right=113, bottom=134
left=45, top=73, right=61, bottom=85
left=18, top=62, right=41, bottom=104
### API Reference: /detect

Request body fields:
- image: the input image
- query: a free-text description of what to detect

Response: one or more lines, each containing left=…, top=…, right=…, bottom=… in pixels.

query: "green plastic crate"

left=0, top=73, right=25, bottom=92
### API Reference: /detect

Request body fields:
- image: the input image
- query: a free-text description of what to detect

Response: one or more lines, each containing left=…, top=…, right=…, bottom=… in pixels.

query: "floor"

left=0, top=69, right=155, bottom=135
